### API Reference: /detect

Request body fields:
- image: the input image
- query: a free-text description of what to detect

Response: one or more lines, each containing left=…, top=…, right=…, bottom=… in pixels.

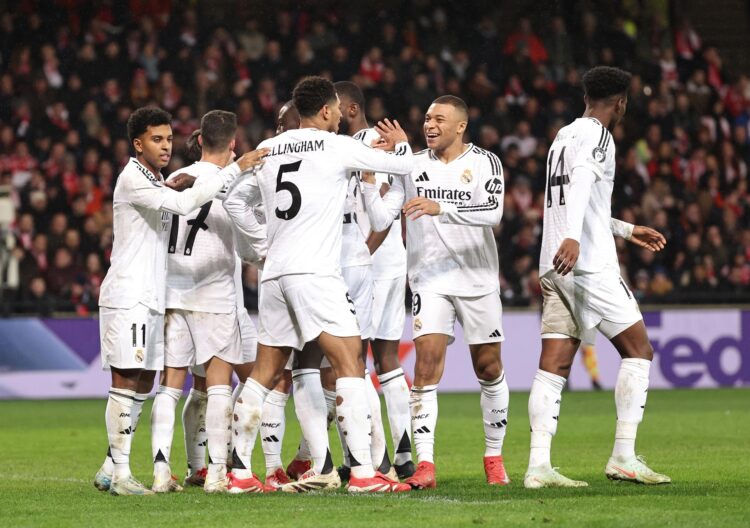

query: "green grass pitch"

left=2, top=389, right=749, bottom=527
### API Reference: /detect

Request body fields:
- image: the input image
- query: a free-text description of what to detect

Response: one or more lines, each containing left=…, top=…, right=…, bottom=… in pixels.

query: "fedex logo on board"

left=647, top=311, right=750, bottom=387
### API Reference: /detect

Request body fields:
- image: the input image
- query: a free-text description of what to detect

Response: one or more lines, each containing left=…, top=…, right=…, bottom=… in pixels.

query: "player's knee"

left=474, top=359, right=501, bottom=381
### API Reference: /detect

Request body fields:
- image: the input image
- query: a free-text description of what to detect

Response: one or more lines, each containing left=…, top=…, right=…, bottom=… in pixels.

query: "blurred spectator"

left=0, top=2, right=747, bottom=313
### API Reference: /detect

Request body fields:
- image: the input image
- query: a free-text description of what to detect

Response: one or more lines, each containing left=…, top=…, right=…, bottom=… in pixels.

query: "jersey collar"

left=429, top=143, right=474, bottom=164
left=130, top=157, right=162, bottom=184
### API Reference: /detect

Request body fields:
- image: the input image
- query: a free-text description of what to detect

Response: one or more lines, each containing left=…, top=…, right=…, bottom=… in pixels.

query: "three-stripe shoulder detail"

left=471, top=146, right=502, bottom=176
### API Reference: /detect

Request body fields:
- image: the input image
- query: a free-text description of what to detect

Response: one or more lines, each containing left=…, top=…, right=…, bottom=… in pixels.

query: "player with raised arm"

left=335, top=81, right=414, bottom=479
left=361, top=95, right=511, bottom=489
left=93, top=107, right=266, bottom=496
left=148, top=110, right=268, bottom=494
left=223, top=76, right=414, bottom=493
left=525, top=66, right=670, bottom=488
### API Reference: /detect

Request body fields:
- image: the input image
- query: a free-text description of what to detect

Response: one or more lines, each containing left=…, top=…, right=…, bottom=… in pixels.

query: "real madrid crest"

left=460, top=169, right=473, bottom=184
left=413, top=318, right=422, bottom=331
left=592, top=146, right=606, bottom=163
left=135, top=349, right=144, bottom=363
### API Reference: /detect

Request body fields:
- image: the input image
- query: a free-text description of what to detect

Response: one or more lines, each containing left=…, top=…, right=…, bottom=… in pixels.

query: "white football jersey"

left=340, top=172, right=371, bottom=268
left=363, top=145, right=504, bottom=296
left=354, top=128, right=407, bottom=280
left=99, top=157, right=241, bottom=312
left=225, top=128, right=414, bottom=281
left=540, top=117, right=618, bottom=274
left=165, top=162, right=238, bottom=313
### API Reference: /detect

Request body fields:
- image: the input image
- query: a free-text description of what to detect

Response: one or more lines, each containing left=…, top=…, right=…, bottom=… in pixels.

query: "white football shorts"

left=341, top=264, right=374, bottom=341
left=410, top=289, right=505, bottom=345
left=540, top=267, right=642, bottom=341
left=164, top=308, right=243, bottom=369
left=259, top=273, right=361, bottom=351
left=100, top=303, right=164, bottom=371
left=371, top=275, right=407, bottom=341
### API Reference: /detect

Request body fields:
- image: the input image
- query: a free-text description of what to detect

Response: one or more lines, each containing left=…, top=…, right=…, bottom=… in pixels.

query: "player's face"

left=134, top=124, right=173, bottom=170
left=325, top=95, right=342, bottom=133
left=424, top=103, right=466, bottom=151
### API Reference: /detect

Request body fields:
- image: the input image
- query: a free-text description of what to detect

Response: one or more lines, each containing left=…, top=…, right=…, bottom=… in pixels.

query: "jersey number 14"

left=546, top=147, right=569, bottom=208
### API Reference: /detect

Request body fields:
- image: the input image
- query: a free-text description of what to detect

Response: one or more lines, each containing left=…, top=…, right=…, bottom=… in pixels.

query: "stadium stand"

left=1, top=1, right=749, bottom=314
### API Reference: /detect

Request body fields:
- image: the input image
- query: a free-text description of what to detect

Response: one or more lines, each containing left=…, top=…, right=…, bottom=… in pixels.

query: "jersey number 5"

left=546, top=146, right=569, bottom=208
left=275, top=161, right=302, bottom=220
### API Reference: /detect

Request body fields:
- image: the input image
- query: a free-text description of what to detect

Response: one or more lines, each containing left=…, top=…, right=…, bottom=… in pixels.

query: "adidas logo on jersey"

left=262, top=435, right=280, bottom=443
left=416, top=172, right=430, bottom=182
left=489, top=329, right=503, bottom=338
left=414, top=426, right=431, bottom=434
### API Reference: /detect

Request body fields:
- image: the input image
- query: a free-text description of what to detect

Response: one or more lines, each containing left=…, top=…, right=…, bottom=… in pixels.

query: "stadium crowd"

left=1, top=1, right=749, bottom=314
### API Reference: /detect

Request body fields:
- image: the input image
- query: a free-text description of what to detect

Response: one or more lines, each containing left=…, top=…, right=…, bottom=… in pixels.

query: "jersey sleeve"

left=335, top=135, right=414, bottom=176
left=129, top=163, right=242, bottom=216
left=570, top=122, right=610, bottom=181
left=438, top=151, right=504, bottom=227
left=223, top=171, right=267, bottom=261
left=610, top=218, right=634, bottom=239
left=361, top=174, right=405, bottom=232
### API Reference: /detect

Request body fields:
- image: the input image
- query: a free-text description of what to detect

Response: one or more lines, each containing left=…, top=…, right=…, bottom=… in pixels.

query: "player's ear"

left=197, top=134, right=203, bottom=147
left=457, top=120, right=468, bottom=136
left=229, top=138, right=236, bottom=151
left=133, top=137, right=143, bottom=154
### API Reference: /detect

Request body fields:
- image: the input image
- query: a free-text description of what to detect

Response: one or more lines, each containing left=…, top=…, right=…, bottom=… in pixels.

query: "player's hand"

left=403, top=197, right=440, bottom=219
left=165, top=173, right=196, bottom=191
left=236, top=148, right=270, bottom=171
left=374, top=119, right=408, bottom=151
left=629, top=226, right=666, bottom=252
left=360, top=171, right=376, bottom=184
left=553, top=238, right=580, bottom=275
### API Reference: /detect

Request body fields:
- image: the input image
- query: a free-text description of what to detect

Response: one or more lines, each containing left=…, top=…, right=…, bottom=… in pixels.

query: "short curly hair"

left=293, top=76, right=337, bottom=118
left=127, top=106, right=172, bottom=145
left=582, top=66, right=632, bottom=101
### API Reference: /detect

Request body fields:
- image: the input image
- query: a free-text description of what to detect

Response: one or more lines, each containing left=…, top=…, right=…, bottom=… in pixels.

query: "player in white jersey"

left=335, top=81, right=413, bottom=480
left=143, top=111, right=267, bottom=493
left=223, top=76, right=414, bottom=493
left=360, top=96, right=511, bottom=489
left=93, top=107, right=266, bottom=496
left=525, top=66, right=671, bottom=489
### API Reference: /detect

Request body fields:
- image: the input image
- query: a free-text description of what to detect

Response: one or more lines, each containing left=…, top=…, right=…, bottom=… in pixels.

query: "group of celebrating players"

left=92, top=65, right=672, bottom=496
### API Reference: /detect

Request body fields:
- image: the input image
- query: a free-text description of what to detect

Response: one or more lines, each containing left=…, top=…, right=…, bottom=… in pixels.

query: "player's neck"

left=347, top=118, right=369, bottom=136
left=583, top=108, right=612, bottom=130
left=299, top=116, right=328, bottom=131
left=200, top=151, right=231, bottom=168
left=432, top=141, right=469, bottom=164
left=135, top=155, right=162, bottom=180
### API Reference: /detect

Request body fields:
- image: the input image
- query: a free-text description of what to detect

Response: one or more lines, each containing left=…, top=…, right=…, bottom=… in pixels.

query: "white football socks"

left=612, top=358, right=651, bottom=459
left=479, top=372, right=509, bottom=457
left=378, top=368, right=412, bottom=466
left=365, top=370, right=390, bottom=472
left=231, top=378, right=269, bottom=479
left=102, top=392, right=148, bottom=476
left=151, top=385, right=182, bottom=475
left=410, top=384, right=438, bottom=464
left=232, top=382, right=244, bottom=405
left=106, top=387, right=136, bottom=480
left=292, top=369, right=330, bottom=473
left=182, top=388, right=207, bottom=473
left=528, top=369, right=566, bottom=470
left=325, top=387, right=350, bottom=467
left=206, top=385, right=232, bottom=476
left=336, top=377, right=374, bottom=479
left=261, top=389, right=289, bottom=472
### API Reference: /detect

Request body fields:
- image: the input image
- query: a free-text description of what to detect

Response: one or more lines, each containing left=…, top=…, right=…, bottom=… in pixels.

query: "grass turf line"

left=1, top=389, right=749, bottom=527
